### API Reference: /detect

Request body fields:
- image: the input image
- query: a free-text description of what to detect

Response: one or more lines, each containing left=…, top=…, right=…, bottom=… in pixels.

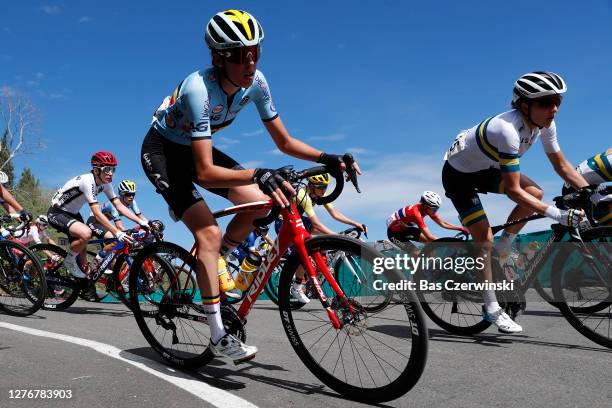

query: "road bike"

left=128, top=157, right=429, bottom=403
left=414, top=188, right=612, bottom=348
left=30, top=224, right=163, bottom=310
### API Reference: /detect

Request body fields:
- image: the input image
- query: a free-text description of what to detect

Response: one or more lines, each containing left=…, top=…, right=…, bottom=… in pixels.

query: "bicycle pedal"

left=233, top=353, right=256, bottom=365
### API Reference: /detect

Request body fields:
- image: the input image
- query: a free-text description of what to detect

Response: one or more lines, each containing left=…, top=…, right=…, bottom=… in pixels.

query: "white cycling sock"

left=219, top=235, right=240, bottom=258
left=484, top=290, right=500, bottom=314
left=202, top=299, right=226, bottom=344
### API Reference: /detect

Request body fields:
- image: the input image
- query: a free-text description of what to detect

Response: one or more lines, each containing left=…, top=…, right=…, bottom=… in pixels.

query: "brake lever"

left=343, top=153, right=361, bottom=193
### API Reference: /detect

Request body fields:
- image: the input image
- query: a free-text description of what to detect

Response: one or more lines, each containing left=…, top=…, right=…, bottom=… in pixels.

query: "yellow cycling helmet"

left=118, top=180, right=137, bottom=195
left=308, top=173, right=331, bottom=186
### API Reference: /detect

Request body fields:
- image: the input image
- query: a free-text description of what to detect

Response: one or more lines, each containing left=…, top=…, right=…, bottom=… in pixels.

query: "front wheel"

left=551, top=227, right=612, bottom=348
left=277, top=235, right=428, bottom=403
left=0, top=240, right=47, bottom=316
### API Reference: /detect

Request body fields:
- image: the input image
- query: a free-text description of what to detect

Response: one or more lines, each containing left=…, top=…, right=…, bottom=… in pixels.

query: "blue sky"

left=1, top=1, right=611, bottom=246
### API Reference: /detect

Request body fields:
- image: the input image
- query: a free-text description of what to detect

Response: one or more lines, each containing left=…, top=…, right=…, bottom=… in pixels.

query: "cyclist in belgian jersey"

left=0, top=170, right=32, bottom=223
left=386, top=191, right=468, bottom=253
left=276, top=173, right=367, bottom=303
left=87, top=180, right=149, bottom=234
left=48, top=152, right=148, bottom=279
left=562, top=147, right=612, bottom=225
left=13, top=215, right=57, bottom=246
left=140, top=10, right=361, bottom=363
left=442, top=71, right=590, bottom=334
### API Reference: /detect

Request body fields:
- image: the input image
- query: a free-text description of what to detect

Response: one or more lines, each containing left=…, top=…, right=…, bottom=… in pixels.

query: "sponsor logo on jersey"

left=192, top=189, right=202, bottom=200
left=238, top=96, right=250, bottom=106
left=212, top=104, right=224, bottom=114
left=211, top=114, right=222, bottom=121
left=270, top=103, right=277, bottom=112
left=255, top=77, right=271, bottom=102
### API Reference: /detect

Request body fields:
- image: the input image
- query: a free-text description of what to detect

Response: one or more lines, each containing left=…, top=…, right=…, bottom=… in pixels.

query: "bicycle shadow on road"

left=123, top=345, right=394, bottom=407
left=427, top=328, right=612, bottom=353
left=62, top=305, right=132, bottom=317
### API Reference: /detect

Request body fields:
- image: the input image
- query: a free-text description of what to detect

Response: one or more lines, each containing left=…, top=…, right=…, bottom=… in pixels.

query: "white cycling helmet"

left=36, top=215, right=49, bottom=226
left=205, top=9, right=264, bottom=50
left=420, top=191, right=442, bottom=209
left=0, top=171, right=8, bottom=184
left=512, top=71, right=567, bottom=104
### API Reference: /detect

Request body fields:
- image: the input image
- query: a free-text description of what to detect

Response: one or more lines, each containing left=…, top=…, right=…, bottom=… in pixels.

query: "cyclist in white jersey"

left=140, top=10, right=361, bottom=363
left=48, top=152, right=148, bottom=279
left=13, top=215, right=57, bottom=246
left=442, top=72, right=590, bottom=334
left=563, top=148, right=612, bottom=225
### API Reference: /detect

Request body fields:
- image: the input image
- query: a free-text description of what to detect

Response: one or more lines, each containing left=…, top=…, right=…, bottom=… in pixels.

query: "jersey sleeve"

left=131, top=199, right=141, bottom=216
left=181, top=76, right=212, bottom=140
left=81, top=176, right=98, bottom=204
left=540, top=121, right=561, bottom=154
left=493, top=121, right=521, bottom=173
left=109, top=204, right=121, bottom=221
left=252, top=71, right=279, bottom=122
left=103, top=184, right=117, bottom=201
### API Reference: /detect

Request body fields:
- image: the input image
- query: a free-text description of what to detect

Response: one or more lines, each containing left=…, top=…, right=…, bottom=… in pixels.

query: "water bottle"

left=218, top=257, right=236, bottom=292
left=235, top=253, right=262, bottom=292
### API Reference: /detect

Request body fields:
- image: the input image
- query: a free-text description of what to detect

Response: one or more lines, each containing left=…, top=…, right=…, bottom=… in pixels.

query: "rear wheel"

left=29, top=243, right=80, bottom=311
left=129, top=242, right=245, bottom=369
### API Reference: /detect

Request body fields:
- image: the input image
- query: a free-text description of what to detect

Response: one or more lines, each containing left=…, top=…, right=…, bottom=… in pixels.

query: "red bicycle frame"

left=179, top=199, right=350, bottom=329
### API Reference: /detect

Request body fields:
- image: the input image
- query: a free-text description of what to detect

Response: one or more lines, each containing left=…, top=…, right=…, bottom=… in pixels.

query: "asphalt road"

left=1, top=299, right=611, bottom=408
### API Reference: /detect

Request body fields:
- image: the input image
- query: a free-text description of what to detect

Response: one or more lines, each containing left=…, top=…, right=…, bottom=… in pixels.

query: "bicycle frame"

left=174, top=199, right=349, bottom=329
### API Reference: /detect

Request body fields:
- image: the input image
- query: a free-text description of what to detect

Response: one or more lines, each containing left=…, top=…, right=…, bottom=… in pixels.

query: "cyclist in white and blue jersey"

left=442, top=72, right=590, bottom=334
left=141, top=9, right=361, bottom=363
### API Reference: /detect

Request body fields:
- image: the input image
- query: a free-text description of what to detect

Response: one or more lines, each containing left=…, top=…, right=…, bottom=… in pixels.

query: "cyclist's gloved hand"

left=115, top=230, right=134, bottom=244
left=19, top=209, right=32, bottom=223
left=460, top=227, right=470, bottom=235
left=254, top=168, right=292, bottom=195
left=138, top=219, right=150, bottom=230
left=317, top=153, right=343, bottom=172
left=545, top=206, right=585, bottom=227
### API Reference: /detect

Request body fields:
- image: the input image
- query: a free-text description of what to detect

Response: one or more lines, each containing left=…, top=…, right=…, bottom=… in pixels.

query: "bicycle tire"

left=29, top=243, right=80, bottom=311
left=278, top=235, right=428, bottom=403
left=551, top=226, right=612, bottom=348
left=0, top=240, right=47, bottom=316
left=414, top=238, right=492, bottom=335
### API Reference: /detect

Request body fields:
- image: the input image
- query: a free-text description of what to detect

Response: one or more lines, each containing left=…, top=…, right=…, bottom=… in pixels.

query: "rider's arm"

left=114, top=219, right=126, bottom=231
left=431, top=215, right=468, bottom=233
left=192, top=139, right=256, bottom=187
left=546, top=151, right=589, bottom=189
left=502, top=171, right=550, bottom=214
left=264, top=117, right=322, bottom=161
left=111, top=197, right=144, bottom=226
left=325, top=205, right=363, bottom=230
left=0, top=185, right=23, bottom=213
left=308, top=213, right=336, bottom=235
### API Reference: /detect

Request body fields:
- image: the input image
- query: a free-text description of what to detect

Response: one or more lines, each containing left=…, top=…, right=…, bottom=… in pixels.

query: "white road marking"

left=0, top=322, right=258, bottom=408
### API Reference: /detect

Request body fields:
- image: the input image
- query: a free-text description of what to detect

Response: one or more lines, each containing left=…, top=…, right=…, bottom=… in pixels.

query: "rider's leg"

left=65, top=222, right=92, bottom=277
left=222, top=184, right=269, bottom=256
left=502, top=174, right=544, bottom=234
left=466, top=218, right=498, bottom=312
left=181, top=200, right=226, bottom=343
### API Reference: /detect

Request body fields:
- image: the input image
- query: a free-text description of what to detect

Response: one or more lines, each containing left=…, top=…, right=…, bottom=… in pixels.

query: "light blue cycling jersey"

left=152, top=68, right=278, bottom=145
left=100, top=200, right=141, bottom=221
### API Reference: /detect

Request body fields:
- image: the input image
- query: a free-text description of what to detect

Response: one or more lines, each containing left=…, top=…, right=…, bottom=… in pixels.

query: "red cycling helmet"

left=91, top=151, right=118, bottom=167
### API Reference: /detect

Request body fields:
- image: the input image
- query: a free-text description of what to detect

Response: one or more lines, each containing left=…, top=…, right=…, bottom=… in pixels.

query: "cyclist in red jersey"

left=386, top=191, right=468, bottom=253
